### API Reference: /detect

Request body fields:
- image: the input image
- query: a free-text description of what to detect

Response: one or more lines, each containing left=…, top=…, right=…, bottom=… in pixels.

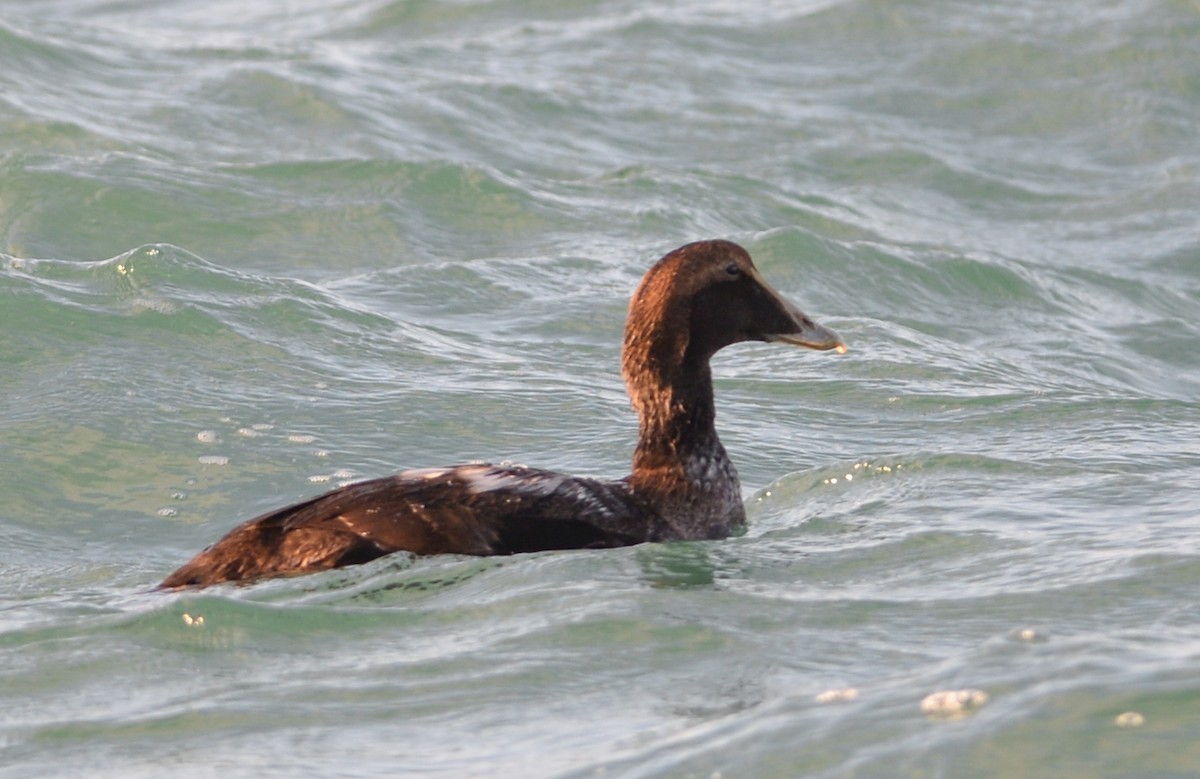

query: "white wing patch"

left=456, top=464, right=565, bottom=497
left=398, top=467, right=452, bottom=481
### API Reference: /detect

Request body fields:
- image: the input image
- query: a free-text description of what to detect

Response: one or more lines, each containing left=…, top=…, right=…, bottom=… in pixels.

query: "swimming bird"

left=159, top=240, right=844, bottom=588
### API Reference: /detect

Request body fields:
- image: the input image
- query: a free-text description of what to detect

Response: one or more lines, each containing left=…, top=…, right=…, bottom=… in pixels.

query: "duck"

left=159, top=239, right=844, bottom=588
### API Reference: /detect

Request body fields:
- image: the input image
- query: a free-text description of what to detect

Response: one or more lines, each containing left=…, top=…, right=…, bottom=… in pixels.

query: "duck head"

left=622, top=239, right=844, bottom=399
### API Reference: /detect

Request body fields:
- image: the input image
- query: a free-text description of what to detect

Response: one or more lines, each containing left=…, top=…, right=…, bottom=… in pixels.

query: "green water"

left=2, top=1, right=1199, bottom=777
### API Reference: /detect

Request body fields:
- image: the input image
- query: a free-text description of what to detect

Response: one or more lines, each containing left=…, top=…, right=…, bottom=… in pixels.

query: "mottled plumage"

left=160, top=240, right=843, bottom=588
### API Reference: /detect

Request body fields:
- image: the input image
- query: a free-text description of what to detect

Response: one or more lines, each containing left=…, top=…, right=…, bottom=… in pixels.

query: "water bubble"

left=198, top=455, right=229, bottom=466
left=196, top=430, right=219, bottom=444
left=815, top=688, right=859, bottom=704
left=1115, top=711, right=1145, bottom=728
left=920, top=689, right=988, bottom=719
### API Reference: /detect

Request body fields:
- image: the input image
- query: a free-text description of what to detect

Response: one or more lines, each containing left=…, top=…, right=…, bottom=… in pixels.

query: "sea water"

left=2, top=1, right=1199, bottom=776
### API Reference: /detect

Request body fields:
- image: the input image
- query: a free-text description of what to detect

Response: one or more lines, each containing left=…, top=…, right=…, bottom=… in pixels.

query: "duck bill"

left=757, top=274, right=846, bottom=353
left=766, top=313, right=846, bottom=352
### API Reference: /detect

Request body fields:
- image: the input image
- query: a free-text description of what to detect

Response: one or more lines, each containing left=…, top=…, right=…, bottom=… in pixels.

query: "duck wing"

left=159, top=463, right=657, bottom=588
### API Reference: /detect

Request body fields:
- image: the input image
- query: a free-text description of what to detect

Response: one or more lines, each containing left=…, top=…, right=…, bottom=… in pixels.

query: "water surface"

left=2, top=1, right=1199, bottom=776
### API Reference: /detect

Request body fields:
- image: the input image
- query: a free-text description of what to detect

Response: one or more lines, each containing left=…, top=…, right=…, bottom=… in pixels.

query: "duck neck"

left=623, top=352, right=744, bottom=535
left=630, top=361, right=722, bottom=475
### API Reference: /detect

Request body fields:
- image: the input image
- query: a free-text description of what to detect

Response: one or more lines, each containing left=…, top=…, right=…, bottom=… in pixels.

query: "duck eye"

left=725, top=263, right=741, bottom=277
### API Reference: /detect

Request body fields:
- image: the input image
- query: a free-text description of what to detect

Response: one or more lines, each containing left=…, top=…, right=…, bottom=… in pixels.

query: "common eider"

left=160, top=240, right=844, bottom=588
